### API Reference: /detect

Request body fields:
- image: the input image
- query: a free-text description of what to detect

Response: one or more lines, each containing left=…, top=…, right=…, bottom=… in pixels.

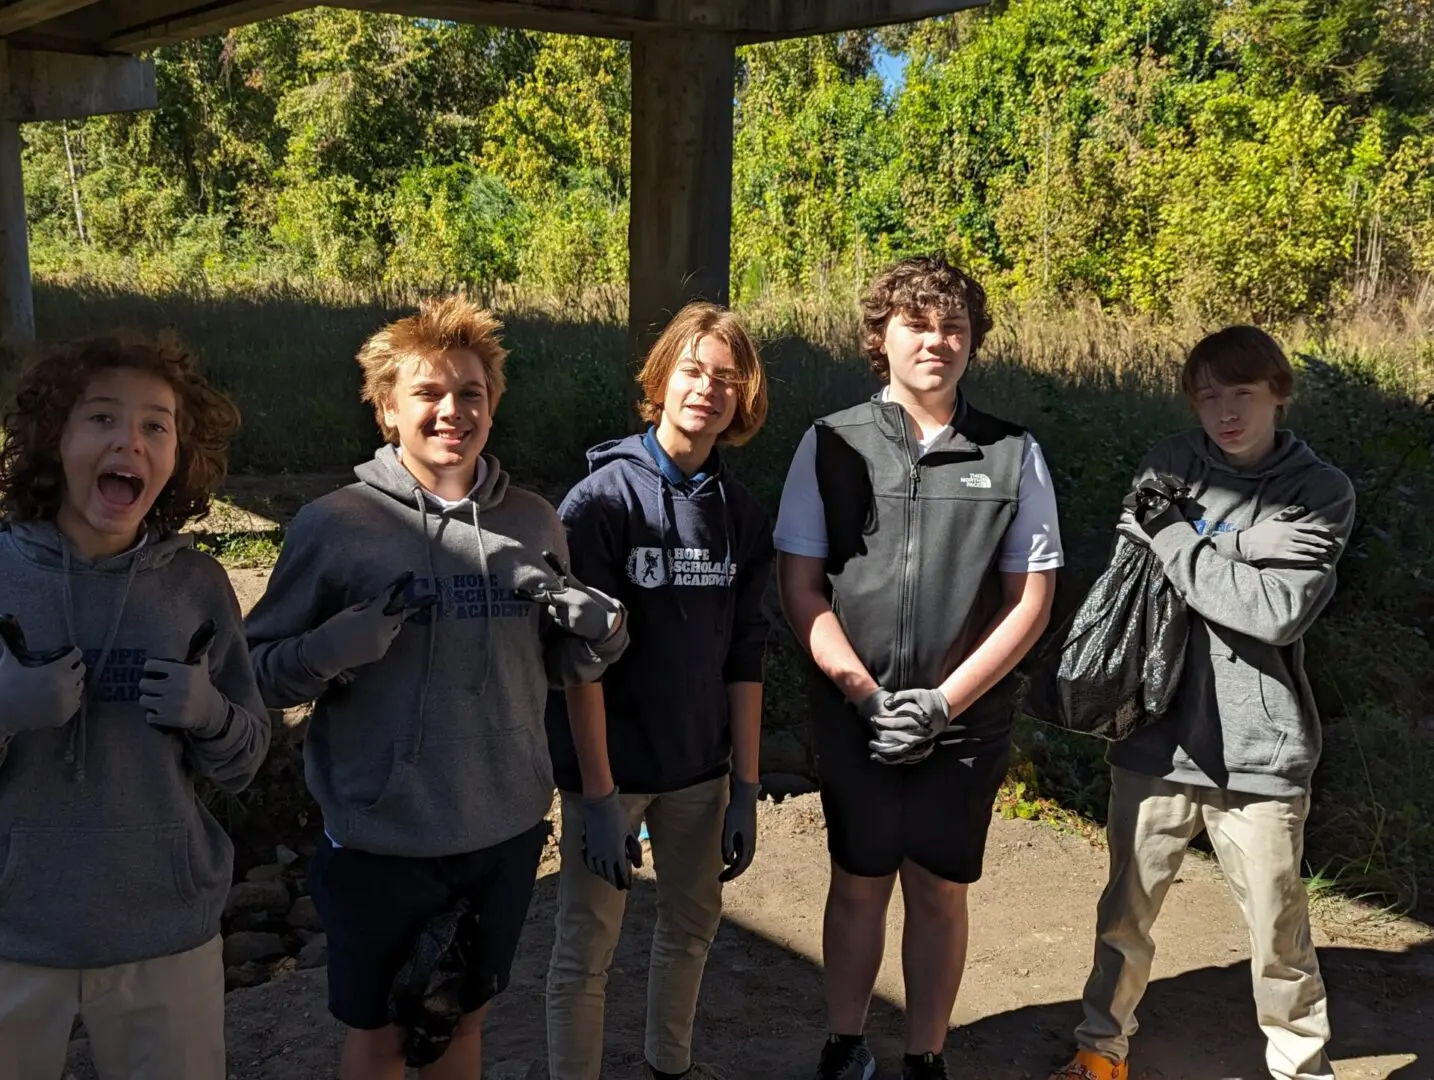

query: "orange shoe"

left=1048, top=1049, right=1129, bottom=1080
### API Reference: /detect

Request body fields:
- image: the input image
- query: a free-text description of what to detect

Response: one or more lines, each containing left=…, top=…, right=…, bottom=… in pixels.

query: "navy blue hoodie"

left=546, top=431, right=773, bottom=794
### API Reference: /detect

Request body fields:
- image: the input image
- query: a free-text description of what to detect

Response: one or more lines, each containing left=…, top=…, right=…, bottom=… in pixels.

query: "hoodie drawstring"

left=654, top=476, right=689, bottom=623
left=472, top=501, right=493, bottom=698
left=410, top=490, right=438, bottom=764
left=61, top=540, right=141, bottom=782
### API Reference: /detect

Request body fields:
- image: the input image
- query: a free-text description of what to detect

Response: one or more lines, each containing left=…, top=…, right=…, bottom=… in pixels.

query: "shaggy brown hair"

left=859, top=254, right=993, bottom=381
left=0, top=332, right=240, bottom=532
left=358, top=294, right=508, bottom=443
left=636, top=301, right=768, bottom=448
left=1183, top=325, right=1295, bottom=402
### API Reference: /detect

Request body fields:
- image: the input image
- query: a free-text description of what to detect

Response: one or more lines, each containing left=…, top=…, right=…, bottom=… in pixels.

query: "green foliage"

left=20, top=1, right=1434, bottom=318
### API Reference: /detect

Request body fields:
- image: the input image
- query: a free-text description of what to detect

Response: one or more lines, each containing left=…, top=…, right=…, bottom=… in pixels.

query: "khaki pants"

left=546, top=776, right=728, bottom=1079
left=1077, top=767, right=1332, bottom=1080
left=0, top=935, right=225, bottom=1080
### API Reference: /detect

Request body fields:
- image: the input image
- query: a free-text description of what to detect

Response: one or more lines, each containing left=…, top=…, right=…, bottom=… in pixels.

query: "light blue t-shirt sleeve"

left=999, top=437, right=1065, bottom=573
left=774, top=426, right=828, bottom=558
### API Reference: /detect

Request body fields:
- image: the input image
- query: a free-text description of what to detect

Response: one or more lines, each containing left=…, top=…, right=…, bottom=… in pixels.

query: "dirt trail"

left=66, top=794, right=1432, bottom=1080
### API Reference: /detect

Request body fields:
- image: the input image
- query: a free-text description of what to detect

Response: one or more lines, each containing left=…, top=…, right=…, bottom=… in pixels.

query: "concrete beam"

left=627, top=27, right=734, bottom=358
left=4, top=48, right=154, bottom=120
left=0, top=46, right=32, bottom=346
left=0, top=0, right=103, bottom=36
left=14, top=0, right=981, bottom=54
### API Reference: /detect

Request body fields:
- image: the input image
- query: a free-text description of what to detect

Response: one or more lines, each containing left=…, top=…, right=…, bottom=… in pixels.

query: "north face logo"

left=960, top=473, right=992, bottom=488
left=626, top=547, right=668, bottom=588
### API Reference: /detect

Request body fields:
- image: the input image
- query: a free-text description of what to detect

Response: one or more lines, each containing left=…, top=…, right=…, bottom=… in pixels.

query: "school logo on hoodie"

left=626, top=546, right=736, bottom=589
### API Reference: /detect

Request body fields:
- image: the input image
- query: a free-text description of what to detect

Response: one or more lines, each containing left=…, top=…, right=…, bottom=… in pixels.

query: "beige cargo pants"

left=0, top=935, right=225, bottom=1080
left=546, top=775, right=729, bottom=1079
left=1076, top=767, right=1333, bottom=1080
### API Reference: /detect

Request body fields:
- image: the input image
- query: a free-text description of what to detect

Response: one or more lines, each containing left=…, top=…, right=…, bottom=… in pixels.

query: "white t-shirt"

left=774, top=419, right=1064, bottom=574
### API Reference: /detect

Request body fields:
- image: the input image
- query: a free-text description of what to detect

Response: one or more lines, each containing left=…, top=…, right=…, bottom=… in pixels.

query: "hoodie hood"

left=354, top=443, right=508, bottom=512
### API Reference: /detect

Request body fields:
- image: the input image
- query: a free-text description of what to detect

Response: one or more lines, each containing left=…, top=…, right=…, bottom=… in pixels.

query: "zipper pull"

left=909, top=463, right=921, bottom=496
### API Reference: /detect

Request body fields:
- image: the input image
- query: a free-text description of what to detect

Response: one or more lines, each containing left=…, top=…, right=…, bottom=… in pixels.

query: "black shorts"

left=307, top=821, right=548, bottom=1030
left=814, top=707, right=1011, bottom=884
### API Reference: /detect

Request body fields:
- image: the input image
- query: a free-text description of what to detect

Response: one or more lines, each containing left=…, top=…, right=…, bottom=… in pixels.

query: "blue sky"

left=873, top=47, right=909, bottom=95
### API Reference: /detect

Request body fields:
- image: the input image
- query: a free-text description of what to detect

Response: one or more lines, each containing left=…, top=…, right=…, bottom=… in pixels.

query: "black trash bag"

left=386, top=898, right=495, bottom=1068
left=1024, top=475, right=1191, bottom=741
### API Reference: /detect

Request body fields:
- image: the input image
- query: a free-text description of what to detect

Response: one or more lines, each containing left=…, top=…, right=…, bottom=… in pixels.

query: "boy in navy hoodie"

left=245, top=296, right=628, bottom=1080
left=545, top=301, right=773, bottom=1080
left=0, top=333, right=270, bottom=1080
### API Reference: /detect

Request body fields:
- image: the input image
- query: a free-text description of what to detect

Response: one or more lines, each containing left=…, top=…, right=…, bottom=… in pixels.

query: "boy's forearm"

left=565, top=682, right=615, bottom=797
left=727, top=682, right=762, bottom=784
left=185, top=703, right=272, bottom=793
left=778, top=555, right=879, bottom=703
left=938, top=572, right=1055, bottom=717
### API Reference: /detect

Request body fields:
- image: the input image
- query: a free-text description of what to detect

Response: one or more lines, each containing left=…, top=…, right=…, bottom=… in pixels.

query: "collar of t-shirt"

left=642, top=426, right=718, bottom=493
left=407, top=455, right=489, bottom=511
left=879, top=386, right=969, bottom=454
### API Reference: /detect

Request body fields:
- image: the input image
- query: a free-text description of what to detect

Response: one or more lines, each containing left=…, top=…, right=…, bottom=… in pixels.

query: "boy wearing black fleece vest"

left=545, top=301, right=774, bottom=1080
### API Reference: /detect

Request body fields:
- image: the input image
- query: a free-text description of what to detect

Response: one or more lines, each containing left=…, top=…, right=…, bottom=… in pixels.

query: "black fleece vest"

left=813, top=395, right=1027, bottom=744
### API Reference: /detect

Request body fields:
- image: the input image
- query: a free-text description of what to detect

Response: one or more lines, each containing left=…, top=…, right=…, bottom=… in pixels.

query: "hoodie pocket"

left=0, top=823, right=204, bottom=962
left=1216, top=660, right=1289, bottom=771
left=351, top=731, right=552, bottom=854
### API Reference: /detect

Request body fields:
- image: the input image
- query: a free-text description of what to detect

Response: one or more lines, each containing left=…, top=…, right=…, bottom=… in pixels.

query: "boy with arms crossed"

left=545, top=301, right=773, bottom=1080
left=1052, top=327, right=1354, bottom=1080
left=246, top=297, right=627, bottom=1080
left=777, top=256, right=1063, bottom=1080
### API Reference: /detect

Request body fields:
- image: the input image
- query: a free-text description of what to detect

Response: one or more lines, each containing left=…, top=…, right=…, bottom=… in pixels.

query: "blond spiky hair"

left=357, top=294, right=508, bottom=443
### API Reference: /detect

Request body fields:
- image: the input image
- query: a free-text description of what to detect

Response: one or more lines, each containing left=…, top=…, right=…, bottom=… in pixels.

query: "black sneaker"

left=814, top=1035, right=876, bottom=1080
left=902, top=1052, right=951, bottom=1080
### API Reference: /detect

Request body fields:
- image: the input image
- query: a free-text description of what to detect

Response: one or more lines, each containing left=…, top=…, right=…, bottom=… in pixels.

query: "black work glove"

left=719, top=778, right=760, bottom=883
left=1122, top=473, right=1191, bottom=541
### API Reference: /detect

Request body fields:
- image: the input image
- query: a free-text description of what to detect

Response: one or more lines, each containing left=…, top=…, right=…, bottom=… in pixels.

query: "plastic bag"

left=387, top=898, right=496, bottom=1068
left=1025, top=534, right=1189, bottom=741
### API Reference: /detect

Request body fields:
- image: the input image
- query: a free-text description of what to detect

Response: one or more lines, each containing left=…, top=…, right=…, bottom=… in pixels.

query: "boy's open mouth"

left=97, top=471, right=144, bottom=507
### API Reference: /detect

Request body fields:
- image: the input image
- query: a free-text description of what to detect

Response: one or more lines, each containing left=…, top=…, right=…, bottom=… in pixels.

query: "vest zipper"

left=899, top=447, right=921, bottom=689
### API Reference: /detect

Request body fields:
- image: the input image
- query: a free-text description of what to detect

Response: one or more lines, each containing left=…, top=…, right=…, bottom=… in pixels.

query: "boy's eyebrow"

left=81, top=394, right=175, bottom=417
left=410, top=377, right=486, bottom=390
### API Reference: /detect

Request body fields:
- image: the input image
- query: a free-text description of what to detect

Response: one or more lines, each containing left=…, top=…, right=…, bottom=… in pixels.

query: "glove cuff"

left=581, top=785, right=620, bottom=808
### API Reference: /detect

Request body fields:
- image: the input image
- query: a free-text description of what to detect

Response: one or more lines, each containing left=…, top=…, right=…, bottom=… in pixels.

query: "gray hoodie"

left=0, top=521, right=270, bottom=968
left=246, top=447, right=599, bottom=858
left=1107, top=429, right=1356, bottom=797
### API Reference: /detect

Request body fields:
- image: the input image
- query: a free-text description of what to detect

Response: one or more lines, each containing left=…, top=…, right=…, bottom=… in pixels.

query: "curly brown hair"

left=636, top=301, right=768, bottom=448
left=860, top=254, right=993, bottom=381
left=0, top=331, right=240, bottom=532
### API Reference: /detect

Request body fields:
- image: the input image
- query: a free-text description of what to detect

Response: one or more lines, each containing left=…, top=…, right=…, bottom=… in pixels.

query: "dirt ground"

left=63, top=555, right=1433, bottom=1080
left=63, top=794, right=1434, bottom=1080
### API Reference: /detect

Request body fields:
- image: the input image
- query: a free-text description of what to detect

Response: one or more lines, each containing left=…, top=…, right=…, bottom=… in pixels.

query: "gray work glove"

left=856, top=688, right=896, bottom=723
left=142, top=620, right=229, bottom=738
left=300, top=572, right=436, bottom=681
left=0, top=617, right=84, bottom=733
left=519, top=552, right=624, bottom=646
left=719, top=778, right=760, bottom=883
left=581, top=787, right=643, bottom=891
left=867, top=688, right=953, bottom=766
left=1236, top=508, right=1338, bottom=566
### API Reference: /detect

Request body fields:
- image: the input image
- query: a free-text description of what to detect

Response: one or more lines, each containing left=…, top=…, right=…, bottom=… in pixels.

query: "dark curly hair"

left=860, top=254, right=993, bottom=381
left=0, top=331, right=240, bottom=533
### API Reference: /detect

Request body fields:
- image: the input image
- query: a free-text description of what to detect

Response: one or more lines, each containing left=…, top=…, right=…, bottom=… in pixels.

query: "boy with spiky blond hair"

left=246, top=295, right=628, bottom=1080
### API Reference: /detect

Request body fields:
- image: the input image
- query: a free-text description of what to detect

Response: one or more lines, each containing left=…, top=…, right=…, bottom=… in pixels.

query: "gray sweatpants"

left=1076, top=767, right=1333, bottom=1079
left=546, top=776, right=729, bottom=1079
